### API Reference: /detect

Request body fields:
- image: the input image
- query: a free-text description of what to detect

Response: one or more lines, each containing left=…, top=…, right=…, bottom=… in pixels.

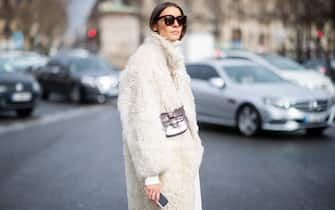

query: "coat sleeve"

left=117, top=55, right=172, bottom=181
left=144, top=175, right=160, bottom=185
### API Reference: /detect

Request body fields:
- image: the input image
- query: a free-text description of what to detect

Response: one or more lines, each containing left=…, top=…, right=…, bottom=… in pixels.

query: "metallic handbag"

left=160, top=105, right=189, bottom=137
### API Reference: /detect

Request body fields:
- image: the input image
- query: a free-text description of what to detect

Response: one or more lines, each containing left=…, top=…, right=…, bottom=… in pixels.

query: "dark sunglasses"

left=157, top=15, right=187, bottom=26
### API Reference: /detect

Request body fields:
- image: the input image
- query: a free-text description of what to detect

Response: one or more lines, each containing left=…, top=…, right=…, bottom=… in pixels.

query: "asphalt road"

left=0, top=98, right=334, bottom=210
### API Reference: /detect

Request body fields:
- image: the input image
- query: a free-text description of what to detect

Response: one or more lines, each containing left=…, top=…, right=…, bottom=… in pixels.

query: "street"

left=1, top=0, right=335, bottom=209
left=0, top=98, right=334, bottom=210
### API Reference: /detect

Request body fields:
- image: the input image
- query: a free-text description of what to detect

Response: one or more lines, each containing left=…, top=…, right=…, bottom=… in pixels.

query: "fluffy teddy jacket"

left=117, top=31, right=204, bottom=210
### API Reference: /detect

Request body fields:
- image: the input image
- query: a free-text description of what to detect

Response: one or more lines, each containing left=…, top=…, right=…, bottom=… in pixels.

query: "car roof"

left=221, top=49, right=258, bottom=56
left=187, top=58, right=259, bottom=67
left=55, top=48, right=90, bottom=57
left=49, top=53, right=96, bottom=63
left=220, top=50, right=283, bottom=60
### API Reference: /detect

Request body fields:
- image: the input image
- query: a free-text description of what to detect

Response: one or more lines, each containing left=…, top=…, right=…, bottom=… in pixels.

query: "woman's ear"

left=152, top=23, right=159, bottom=32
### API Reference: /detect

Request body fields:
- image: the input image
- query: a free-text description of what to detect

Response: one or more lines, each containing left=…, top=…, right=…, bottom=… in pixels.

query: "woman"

left=117, top=2, right=204, bottom=210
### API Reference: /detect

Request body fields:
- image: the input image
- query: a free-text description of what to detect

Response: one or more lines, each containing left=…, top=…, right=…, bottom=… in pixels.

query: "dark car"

left=303, top=57, right=335, bottom=83
left=0, top=50, right=48, bottom=75
left=36, top=54, right=119, bottom=104
left=0, top=57, right=41, bottom=118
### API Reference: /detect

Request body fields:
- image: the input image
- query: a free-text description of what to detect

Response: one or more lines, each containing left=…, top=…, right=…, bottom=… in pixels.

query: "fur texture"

left=117, top=32, right=204, bottom=210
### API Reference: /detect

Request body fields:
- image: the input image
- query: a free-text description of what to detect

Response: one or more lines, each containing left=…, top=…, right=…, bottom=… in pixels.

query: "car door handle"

left=227, top=98, right=236, bottom=104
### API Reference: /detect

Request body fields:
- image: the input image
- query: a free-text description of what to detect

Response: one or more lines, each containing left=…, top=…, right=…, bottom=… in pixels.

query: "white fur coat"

left=117, top=32, right=204, bottom=210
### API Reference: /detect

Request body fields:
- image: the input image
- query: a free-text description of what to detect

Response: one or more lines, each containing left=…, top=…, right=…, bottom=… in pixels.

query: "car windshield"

left=262, top=54, right=305, bottom=70
left=9, top=56, right=30, bottom=71
left=223, top=65, right=283, bottom=84
left=69, top=57, right=111, bottom=72
left=0, top=58, right=16, bottom=73
left=331, top=59, right=335, bottom=69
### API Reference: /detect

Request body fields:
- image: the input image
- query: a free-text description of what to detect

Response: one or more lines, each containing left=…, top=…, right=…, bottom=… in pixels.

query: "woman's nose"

left=172, top=19, right=179, bottom=27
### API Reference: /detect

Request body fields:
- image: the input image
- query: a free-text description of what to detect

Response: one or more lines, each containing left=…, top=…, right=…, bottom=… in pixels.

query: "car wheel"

left=305, top=127, right=326, bottom=136
left=237, top=105, right=261, bottom=136
left=16, top=108, right=34, bottom=118
left=97, top=95, right=106, bottom=104
left=69, top=85, right=84, bottom=104
left=41, top=90, right=49, bottom=100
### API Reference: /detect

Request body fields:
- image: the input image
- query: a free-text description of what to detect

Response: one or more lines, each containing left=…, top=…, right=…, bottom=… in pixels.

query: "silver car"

left=186, top=59, right=335, bottom=136
left=221, top=50, right=335, bottom=96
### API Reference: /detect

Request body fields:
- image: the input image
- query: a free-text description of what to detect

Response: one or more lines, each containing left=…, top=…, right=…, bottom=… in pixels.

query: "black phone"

left=157, top=192, right=168, bottom=208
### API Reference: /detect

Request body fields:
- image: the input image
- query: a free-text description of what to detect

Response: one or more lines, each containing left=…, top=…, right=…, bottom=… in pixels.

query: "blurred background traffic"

left=1, top=1, right=335, bottom=210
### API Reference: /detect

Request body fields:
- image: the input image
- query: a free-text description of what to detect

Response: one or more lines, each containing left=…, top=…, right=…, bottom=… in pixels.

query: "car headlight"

left=326, top=80, right=335, bottom=95
left=81, top=75, right=117, bottom=92
left=96, top=76, right=116, bottom=92
left=330, top=97, right=335, bottom=106
left=33, top=81, right=40, bottom=92
left=263, top=97, right=292, bottom=109
left=81, top=76, right=97, bottom=87
left=0, top=85, right=8, bottom=93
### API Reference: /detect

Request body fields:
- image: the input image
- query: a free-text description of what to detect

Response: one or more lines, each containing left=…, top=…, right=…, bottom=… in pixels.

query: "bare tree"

left=0, top=0, right=68, bottom=52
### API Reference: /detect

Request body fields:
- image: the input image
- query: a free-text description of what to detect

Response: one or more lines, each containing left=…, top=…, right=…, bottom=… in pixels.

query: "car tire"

left=69, top=85, right=84, bottom=104
left=16, top=108, right=34, bottom=118
left=237, top=105, right=261, bottom=136
left=41, top=90, right=49, bottom=100
left=96, top=95, right=106, bottom=104
left=305, top=127, right=327, bottom=136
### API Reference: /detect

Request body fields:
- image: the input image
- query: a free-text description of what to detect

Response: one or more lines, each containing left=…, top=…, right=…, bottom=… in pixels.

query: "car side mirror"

left=59, top=66, right=71, bottom=76
left=25, top=66, right=33, bottom=73
left=209, top=77, right=225, bottom=89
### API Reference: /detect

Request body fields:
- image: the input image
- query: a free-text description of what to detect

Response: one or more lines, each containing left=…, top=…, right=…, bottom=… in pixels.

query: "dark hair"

left=149, top=2, right=187, bottom=40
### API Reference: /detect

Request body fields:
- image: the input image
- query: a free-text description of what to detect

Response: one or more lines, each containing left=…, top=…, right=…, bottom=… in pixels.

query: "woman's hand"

left=144, top=184, right=160, bottom=204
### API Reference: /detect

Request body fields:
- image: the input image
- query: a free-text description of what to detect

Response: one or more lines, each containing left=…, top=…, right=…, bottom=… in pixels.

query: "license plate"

left=12, top=92, right=32, bottom=102
left=304, top=114, right=325, bottom=123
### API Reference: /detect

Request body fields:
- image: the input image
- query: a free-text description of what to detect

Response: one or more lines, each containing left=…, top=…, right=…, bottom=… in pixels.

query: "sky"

left=66, top=0, right=97, bottom=36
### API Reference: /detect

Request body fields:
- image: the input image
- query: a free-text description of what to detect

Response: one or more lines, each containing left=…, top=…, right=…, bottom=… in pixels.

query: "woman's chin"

left=167, top=35, right=180, bottom=42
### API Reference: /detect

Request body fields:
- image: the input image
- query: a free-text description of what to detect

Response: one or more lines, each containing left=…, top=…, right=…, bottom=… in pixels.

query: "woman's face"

left=153, top=6, right=183, bottom=42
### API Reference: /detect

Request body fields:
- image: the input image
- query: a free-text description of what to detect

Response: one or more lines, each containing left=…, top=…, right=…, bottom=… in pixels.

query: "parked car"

left=0, top=57, right=41, bottom=118
left=303, top=57, right=335, bottom=83
left=36, top=53, right=119, bottom=104
left=186, top=59, right=335, bottom=136
left=0, top=50, right=48, bottom=75
left=52, top=48, right=90, bottom=57
left=221, top=50, right=335, bottom=96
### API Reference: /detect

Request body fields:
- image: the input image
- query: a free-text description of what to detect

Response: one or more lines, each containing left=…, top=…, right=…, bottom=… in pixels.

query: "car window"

left=223, top=65, right=283, bottom=84
left=225, top=56, right=251, bottom=61
left=304, top=61, right=318, bottom=68
left=45, top=61, right=67, bottom=73
left=331, top=60, right=335, bottom=69
left=14, top=54, right=46, bottom=69
left=262, top=55, right=305, bottom=70
left=69, top=57, right=110, bottom=72
left=0, top=58, right=15, bottom=73
left=47, top=60, right=62, bottom=67
left=186, top=64, right=220, bottom=81
left=304, top=59, right=326, bottom=69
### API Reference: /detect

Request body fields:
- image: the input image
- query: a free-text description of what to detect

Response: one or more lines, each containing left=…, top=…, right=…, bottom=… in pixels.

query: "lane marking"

left=0, top=105, right=110, bottom=136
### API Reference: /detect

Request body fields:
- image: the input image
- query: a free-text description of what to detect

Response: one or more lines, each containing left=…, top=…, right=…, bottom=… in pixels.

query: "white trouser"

left=195, top=171, right=202, bottom=210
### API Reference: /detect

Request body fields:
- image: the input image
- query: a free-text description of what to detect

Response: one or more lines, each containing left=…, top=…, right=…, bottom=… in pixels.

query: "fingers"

left=155, top=191, right=160, bottom=203
left=145, top=187, right=154, bottom=200
left=151, top=191, right=160, bottom=203
left=145, top=188, right=152, bottom=200
left=144, top=186, right=160, bottom=203
left=151, top=191, right=157, bottom=201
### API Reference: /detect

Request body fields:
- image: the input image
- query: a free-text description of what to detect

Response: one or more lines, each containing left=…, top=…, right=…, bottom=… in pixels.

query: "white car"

left=222, top=51, right=335, bottom=96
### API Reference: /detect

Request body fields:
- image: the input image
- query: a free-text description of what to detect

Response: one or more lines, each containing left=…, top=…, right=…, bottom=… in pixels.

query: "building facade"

left=88, top=0, right=334, bottom=68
